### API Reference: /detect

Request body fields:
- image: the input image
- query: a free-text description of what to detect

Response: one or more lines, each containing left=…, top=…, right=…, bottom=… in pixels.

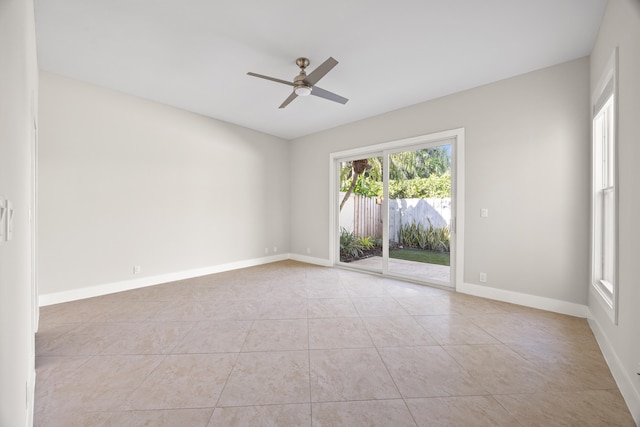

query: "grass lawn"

left=389, top=248, right=450, bottom=266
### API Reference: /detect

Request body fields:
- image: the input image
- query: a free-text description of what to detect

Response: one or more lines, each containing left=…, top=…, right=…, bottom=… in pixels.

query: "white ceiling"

left=35, top=0, right=607, bottom=140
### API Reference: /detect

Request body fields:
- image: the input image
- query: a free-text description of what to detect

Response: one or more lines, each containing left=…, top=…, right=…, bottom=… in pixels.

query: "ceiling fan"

left=247, top=57, right=348, bottom=109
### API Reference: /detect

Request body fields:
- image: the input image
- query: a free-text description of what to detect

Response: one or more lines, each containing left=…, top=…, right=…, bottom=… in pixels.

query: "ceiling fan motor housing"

left=294, top=73, right=312, bottom=95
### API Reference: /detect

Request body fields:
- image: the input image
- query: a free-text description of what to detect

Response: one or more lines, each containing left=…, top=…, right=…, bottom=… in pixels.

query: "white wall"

left=588, top=0, right=640, bottom=422
left=290, top=57, right=590, bottom=306
left=0, top=0, right=38, bottom=424
left=38, top=72, right=290, bottom=296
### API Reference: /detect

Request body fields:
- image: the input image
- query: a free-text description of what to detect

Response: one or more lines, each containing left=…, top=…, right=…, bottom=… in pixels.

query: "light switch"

left=480, top=208, right=489, bottom=218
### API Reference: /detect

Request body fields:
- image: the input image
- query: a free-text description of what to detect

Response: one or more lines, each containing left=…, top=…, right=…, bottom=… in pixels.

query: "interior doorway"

left=330, top=129, right=464, bottom=289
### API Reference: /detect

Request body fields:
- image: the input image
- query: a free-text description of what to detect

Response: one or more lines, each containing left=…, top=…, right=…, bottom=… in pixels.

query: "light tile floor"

left=35, top=260, right=635, bottom=426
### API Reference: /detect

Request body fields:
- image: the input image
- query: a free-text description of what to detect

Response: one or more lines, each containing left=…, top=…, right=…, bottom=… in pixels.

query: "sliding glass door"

left=338, top=155, right=384, bottom=272
left=386, top=144, right=452, bottom=285
left=333, top=132, right=460, bottom=288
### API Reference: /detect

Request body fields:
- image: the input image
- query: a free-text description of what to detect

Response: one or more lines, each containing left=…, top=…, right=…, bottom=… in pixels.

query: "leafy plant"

left=399, top=220, right=450, bottom=252
left=340, top=175, right=383, bottom=198
left=340, top=228, right=364, bottom=259
left=339, top=229, right=382, bottom=261
left=435, top=226, right=451, bottom=252
left=373, top=237, right=384, bottom=250
left=341, top=174, right=451, bottom=199
left=358, top=236, right=375, bottom=250
left=388, top=174, right=451, bottom=199
left=400, top=222, right=416, bottom=248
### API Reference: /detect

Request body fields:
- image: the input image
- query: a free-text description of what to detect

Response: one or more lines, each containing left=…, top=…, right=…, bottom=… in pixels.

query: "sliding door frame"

left=329, top=128, right=465, bottom=289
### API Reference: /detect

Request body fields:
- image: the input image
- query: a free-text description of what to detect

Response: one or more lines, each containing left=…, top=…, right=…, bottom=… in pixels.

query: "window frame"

left=591, top=47, right=618, bottom=324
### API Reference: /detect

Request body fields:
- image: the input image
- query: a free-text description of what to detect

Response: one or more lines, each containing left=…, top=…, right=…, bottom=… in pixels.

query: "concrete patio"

left=347, top=256, right=451, bottom=285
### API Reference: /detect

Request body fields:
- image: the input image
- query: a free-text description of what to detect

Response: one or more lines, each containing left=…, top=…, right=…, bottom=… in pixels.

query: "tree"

left=389, top=147, right=450, bottom=180
left=339, top=159, right=369, bottom=211
left=338, top=147, right=451, bottom=209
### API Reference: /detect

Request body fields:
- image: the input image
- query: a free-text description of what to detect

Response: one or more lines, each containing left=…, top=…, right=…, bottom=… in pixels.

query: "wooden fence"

left=340, top=193, right=451, bottom=241
left=353, top=195, right=383, bottom=238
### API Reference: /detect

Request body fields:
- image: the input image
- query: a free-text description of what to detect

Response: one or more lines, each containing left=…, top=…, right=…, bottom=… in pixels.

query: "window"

left=591, top=48, right=617, bottom=323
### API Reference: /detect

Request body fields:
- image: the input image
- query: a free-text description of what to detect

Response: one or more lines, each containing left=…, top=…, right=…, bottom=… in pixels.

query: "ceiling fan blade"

left=247, top=72, right=294, bottom=87
left=279, top=91, right=298, bottom=109
left=310, top=86, right=348, bottom=105
left=304, top=57, right=338, bottom=86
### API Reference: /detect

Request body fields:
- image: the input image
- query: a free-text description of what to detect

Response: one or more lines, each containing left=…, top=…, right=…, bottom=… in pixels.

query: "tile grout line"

left=353, top=287, right=419, bottom=425
left=210, top=317, right=256, bottom=411
left=306, top=271, right=315, bottom=427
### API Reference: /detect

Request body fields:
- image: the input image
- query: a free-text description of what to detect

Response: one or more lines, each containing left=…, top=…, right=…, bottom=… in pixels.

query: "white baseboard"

left=588, top=313, right=640, bottom=425
left=39, top=254, right=289, bottom=306
left=39, top=256, right=588, bottom=320
left=27, top=369, right=35, bottom=427
left=457, top=282, right=589, bottom=318
left=288, top=253, right=332, bottom=267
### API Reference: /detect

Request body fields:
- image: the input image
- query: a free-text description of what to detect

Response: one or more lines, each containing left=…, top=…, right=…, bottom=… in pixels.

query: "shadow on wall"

left=389, top=198, right=451, bottom=242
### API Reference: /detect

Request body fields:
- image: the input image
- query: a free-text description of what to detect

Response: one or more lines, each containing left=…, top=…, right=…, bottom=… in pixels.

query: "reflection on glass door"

left=338, top=156, right=383, bottom=272
left=387, top=145, right=452, bottom=285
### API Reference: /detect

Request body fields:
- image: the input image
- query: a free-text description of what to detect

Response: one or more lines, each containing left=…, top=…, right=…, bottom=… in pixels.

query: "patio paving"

left=347, top=256, right=451, bottom=284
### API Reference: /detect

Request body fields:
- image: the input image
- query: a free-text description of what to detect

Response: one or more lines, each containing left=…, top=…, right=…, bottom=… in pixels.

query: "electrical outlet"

left=480, top=208, right=489, bottom=218
left=133, top=265, right=141, bottom=275
left=306, top=247, right=311, bottom=254
left=273, top=246, right=277, bottom=253
left=479, top=272, right=487, bottom=283
left=265, top=247, right=269, bottom=254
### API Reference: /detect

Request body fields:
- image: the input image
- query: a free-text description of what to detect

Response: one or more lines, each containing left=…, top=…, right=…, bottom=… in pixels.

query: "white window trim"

left=591, top=47, right=618, bottom=324
left=328, top=128, right=465, bottom=290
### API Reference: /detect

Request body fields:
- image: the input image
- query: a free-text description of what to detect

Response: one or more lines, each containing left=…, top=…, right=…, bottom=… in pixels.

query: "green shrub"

left=341, top=174, right=451, bottom=199
left=400, top=222, right=417, bottom=248
left=340, top=228, right=364, bottom=259
left=358, top=236, right=375, bottom=250
left=399, top=220, right=450, bottom=252
left=389, top=174, right=451, bottom=199
left=435, top=226, right=451, bottom=252
left=340, top=175, right=382, bottom=198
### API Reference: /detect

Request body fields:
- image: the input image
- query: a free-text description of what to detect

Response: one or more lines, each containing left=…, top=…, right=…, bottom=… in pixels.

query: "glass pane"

left=594, top=112, right=604, bottom=189
left=338, top=157, right=383, bottom=271
left=387, top=145, right=452, bottom=284
left=605, top=102, right=615, bottom=187
left=602, top=188, right=615, bottom=290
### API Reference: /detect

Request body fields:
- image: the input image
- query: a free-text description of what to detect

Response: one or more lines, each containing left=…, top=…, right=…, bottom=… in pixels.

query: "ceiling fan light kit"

left=248, top=57, right=348, bottom=108
left=294, top=85, right=312, bottom=96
